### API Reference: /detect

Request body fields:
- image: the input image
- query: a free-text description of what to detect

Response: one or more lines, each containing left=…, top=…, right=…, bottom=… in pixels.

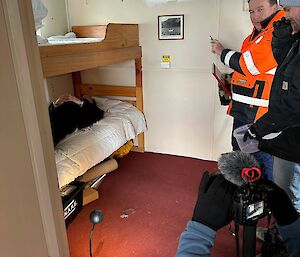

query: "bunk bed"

left=39, top=23, right=145, bottom=189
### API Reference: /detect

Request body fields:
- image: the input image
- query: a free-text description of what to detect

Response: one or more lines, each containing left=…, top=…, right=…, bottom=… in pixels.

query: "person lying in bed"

left=49, top=94, right=104, bottom=145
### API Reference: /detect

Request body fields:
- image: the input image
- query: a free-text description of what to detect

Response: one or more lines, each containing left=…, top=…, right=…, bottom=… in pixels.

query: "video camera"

left=233, top=182, right=272, bottom=225
left=218, top=151, right=293, bottom=257
left=217, top=151, right=272, bottom=225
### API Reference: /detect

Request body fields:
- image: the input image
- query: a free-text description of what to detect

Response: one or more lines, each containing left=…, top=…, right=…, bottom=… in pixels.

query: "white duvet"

left=39, top=32, right=104, bottom=45
left=47, top=37, right=104, bottom=45
left=55, top=97, right=147, bottom=188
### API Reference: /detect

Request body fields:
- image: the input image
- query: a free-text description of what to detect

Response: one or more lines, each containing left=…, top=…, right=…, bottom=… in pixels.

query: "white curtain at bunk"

left=31, top=0, right=48, bottom=31
left=31, top=0, right=48, bottom=43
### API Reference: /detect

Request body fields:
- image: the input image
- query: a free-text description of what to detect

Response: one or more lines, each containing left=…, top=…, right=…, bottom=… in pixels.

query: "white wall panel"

left=143, top=70, right=216, bottom=160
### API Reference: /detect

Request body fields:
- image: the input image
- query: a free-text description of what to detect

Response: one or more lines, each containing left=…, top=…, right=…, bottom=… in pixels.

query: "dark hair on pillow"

left=49, top=99, right=104, bottom=145
left=49, top=101, right=81, bottom=145
left=77, top=99, right=104, bottom=129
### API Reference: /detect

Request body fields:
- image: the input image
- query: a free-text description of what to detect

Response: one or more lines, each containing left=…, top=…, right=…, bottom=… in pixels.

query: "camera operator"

left=175, top=172, right=300, bottom=257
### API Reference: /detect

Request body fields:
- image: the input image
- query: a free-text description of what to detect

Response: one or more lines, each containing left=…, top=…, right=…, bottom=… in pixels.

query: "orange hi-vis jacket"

left=221, top=10, right=285, bottom=123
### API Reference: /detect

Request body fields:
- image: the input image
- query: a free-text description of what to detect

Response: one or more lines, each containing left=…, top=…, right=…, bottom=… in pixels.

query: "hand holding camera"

left=262, top=180, right=299, bottom=226
left=231, top=178, right=299, bottom=226
left=193, top=165, right=299, bottom=232
left=192, top=171, right=237, bottom=231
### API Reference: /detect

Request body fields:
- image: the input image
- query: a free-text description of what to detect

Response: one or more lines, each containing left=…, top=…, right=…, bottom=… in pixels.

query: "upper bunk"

left=39, top=23, right=142, bottom=77
left=39, top=23, right=144, bottom=152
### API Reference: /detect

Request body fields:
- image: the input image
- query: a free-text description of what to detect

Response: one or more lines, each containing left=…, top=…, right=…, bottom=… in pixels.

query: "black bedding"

left=49, top=99, right=104, bottom=145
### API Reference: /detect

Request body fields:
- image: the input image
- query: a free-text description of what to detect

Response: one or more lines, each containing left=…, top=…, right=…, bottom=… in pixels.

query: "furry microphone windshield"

left=218, top=151, right=260, bottom=187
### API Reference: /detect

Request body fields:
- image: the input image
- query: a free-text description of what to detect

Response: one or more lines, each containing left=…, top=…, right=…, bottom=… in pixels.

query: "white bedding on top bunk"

left=47, top=37, right=104, bottom=45
left=55, top=97, right=146, bottom=188
left=38, top=32, right=104, bottom=45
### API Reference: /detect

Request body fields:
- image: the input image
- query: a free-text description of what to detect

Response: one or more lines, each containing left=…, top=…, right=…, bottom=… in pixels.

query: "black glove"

left=262, top=180, right=299, bottom=226
left=273, top=17, right=293, bottom=39
left=243, top=126, right=261, bottom=142
left=192, top=171, right=237, bottom=231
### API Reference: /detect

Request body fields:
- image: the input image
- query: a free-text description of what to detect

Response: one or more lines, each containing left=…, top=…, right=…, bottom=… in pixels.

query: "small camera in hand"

left=233, top=183, right=271, bottom=225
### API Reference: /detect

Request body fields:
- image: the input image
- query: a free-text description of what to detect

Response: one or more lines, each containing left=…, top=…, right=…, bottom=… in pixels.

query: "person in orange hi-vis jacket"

left=211, top=0, right=285, bottom=181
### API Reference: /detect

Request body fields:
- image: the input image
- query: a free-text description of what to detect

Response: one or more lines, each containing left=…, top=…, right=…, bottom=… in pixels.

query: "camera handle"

left=243, top=221, right=258, bottom=257
left=234, top=220, right=258, bottom=257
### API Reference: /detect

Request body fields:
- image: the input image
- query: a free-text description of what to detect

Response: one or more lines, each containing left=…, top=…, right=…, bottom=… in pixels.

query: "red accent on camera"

left=241, top=167, right=262, bottom=183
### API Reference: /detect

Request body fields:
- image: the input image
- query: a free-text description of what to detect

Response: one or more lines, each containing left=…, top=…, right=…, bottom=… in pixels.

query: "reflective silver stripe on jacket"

left=224, top=51, right=236, bottom=66
left=255, top=36, right=263, bottom=44
left=232, top=93, right=269, bottom=107
left=262, top=131, right=282, bottom=140
left=266, top=67, right=277, bottom=75
left=243, top=50, right=260, bottom=75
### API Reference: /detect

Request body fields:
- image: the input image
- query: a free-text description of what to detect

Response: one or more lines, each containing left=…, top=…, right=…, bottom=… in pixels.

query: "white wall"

left=39, top=0, right=68, bottom=37
left=39, top=0, right=253, bottom=161
left=212, top=0, right=252, bottom=158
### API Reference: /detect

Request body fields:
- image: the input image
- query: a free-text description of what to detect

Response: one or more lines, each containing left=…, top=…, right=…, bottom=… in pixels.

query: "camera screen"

left=246, top=201, right=264, bottom=220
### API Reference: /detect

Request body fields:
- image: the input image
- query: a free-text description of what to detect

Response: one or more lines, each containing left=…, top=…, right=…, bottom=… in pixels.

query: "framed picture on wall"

left=158, top=14, right=184, bottom=40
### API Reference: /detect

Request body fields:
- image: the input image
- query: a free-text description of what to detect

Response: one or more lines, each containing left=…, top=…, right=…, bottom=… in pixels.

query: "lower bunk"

left=55, top=97, right=147, bottom=225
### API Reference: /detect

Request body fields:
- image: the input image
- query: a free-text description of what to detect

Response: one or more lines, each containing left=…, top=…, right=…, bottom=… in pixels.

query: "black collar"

left=260, top=10, right=279, bottom=29
left=251, top=11, right=279, bottom=40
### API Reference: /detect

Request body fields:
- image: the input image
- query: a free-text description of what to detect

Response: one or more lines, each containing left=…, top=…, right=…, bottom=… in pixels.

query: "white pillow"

left=92, top=97, right=127, bottom=112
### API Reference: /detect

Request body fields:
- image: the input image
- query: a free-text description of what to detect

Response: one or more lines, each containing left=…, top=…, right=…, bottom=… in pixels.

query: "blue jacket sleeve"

left=278, top=217, right=300, bottom=257
left=175, top=221, right=216, bottom=257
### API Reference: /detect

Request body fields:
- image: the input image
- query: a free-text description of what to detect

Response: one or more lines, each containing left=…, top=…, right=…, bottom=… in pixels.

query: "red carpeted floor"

left=67, top=152, right=258, bottom=257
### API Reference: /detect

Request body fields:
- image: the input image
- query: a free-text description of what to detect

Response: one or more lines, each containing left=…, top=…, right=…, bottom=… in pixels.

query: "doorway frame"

left=2, top=0, right=70, bottom=256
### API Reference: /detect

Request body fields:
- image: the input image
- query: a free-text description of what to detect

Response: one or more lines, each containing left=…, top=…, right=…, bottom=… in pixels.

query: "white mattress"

left=47, top=37, right=104, bottom=45
left=55, top=97, right=147, bottom=188
left=39, top=32, right=104, bottom=46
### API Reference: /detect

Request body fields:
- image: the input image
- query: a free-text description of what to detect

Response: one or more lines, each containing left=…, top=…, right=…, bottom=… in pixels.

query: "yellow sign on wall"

left=162, top=55, right=170, bottom=62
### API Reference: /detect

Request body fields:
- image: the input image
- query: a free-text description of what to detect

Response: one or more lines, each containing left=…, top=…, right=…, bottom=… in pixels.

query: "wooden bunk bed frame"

left=39, top=23, right=144, bottom=152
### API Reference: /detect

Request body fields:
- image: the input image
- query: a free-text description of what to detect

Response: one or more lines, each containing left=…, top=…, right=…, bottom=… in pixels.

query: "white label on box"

left=64, top=199, right=78, bottom=219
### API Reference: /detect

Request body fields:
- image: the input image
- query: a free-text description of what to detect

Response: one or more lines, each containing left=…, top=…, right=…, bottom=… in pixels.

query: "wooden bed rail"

left=80, top=84, right=137, bottom=98
left=72, top=25, right=107, bottom=38
left=72, top=24, right=139, bottom=48
left=39, top=23, right=140, bottom=77
left=40, top=46, right=141, bottom=77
